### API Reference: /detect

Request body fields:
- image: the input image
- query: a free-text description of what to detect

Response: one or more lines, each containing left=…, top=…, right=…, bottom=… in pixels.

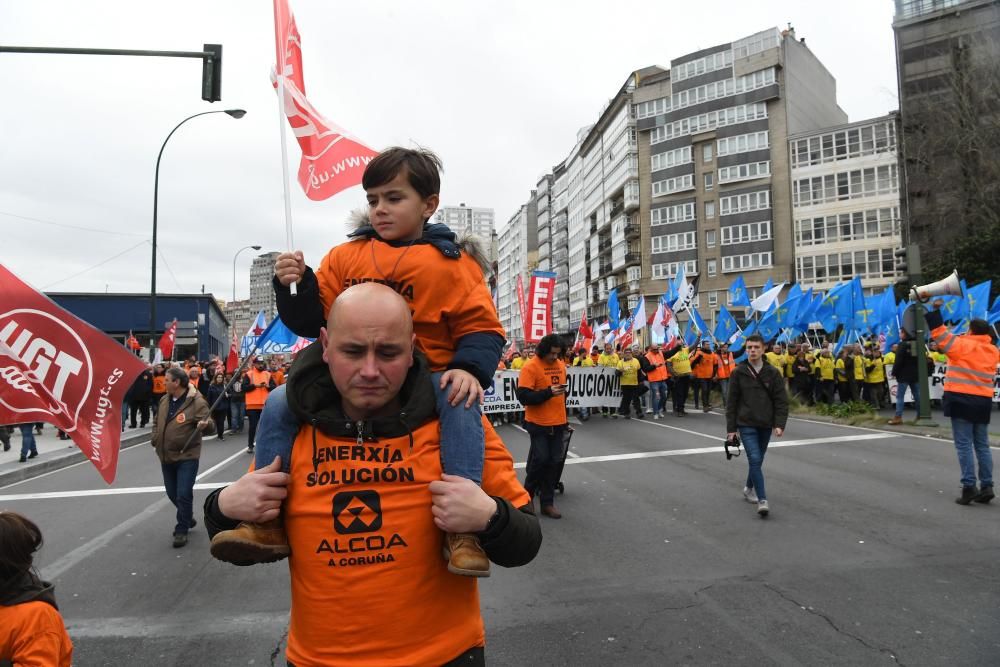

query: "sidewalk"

left=0, top=424, right=152, bottom=487
left=793, top=404, right=1000, bottom=447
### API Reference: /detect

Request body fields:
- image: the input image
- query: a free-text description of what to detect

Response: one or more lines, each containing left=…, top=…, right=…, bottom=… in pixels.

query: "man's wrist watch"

left=482, top=498, right=502, bottom=532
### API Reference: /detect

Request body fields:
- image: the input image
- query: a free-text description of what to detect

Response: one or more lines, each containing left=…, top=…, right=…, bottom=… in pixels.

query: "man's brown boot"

left=210, top=517, right=291, bottom=566
left=443, top=533, right=490, bottom=577
left=887, top=416, right=903, bottom=425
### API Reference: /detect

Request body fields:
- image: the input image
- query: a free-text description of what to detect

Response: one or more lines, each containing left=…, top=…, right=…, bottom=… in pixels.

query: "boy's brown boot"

left=210, top=517, right=291, bottom=565
left=443, top=533, right=490, bottom=577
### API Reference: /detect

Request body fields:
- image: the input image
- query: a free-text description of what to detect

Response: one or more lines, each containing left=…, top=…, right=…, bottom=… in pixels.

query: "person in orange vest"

left=203, top=285, right=540, bottom=664
left=151, top=364, right=167, bottom=418
left=690, top=339, right=719, bottom=413
left=716, top=343, right=735, bottom=408
left=0, top=512, right=73, bottom=666
left=244, top=357, right=276, bottom=455
left=642, top=343, right=670, bottom=419
left=927, top=304, right=999, bottom=505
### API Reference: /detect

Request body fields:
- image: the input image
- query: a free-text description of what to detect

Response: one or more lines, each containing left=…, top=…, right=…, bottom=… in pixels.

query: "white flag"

left=750, top=283, right=785, bottom=312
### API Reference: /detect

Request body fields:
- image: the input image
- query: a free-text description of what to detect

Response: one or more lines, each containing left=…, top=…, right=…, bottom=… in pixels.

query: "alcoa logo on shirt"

left=0, top=309, right=91, bottom=423
left=317, top=490, right=408, bottom=568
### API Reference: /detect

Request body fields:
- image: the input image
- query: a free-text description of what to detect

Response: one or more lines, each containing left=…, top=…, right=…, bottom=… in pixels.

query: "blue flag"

left=714, top=306, right=741, bottom=344
left=757, top=309, right=780, bottom=342
left=881, top=318, right=900, bottom=354
left=683, top=322, right=698, bottom=348
left=773, top=291, right=803, bottom=329
left=255, top=316, right=315, bottom=354
left=728, top=275, right=751, bottom=308
left=607, top=288, right=621, bottom=331
left=689, top=308, right=711, bottom=341
left=966, top=280, right=992, bottom=320
left=988, top=295, right=1000, bottom=325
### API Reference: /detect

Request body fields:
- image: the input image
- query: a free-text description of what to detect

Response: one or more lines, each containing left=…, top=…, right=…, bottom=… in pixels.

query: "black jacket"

left=206, top=383, right=230, bottom=413
left=128, top=371, right=153, bottom=402
left=273, top=223, right=504, bottom=389
left=204, top=341, right=541, bottom=568
left=725, top=361, right=789, bottom=432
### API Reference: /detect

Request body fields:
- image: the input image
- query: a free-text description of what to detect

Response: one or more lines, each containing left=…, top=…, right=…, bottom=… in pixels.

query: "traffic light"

left=894, top=246, right=909, bottom=277
left=201, top=44, right=222, bottom=102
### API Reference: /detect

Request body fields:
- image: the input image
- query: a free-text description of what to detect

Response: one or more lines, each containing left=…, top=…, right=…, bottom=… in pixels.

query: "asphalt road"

left=1, top=411, right=997, bottom=666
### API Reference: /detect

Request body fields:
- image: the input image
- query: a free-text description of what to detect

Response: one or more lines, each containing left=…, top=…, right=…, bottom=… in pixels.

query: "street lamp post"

left=232, top=244, right=262, bottom=303
left=149, top=108, right=246, bottom=361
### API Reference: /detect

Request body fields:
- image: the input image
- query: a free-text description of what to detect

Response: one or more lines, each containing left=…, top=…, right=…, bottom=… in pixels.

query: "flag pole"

left=274, top=2, right=297, bottom=296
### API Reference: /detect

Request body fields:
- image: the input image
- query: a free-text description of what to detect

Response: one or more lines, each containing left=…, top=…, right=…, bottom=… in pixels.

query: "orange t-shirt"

left=314, top=239, right=505, bottom=372
left=716, top=352, right=735, bottom=379
left=284, top=418, right=529, bottom=666
left=644, top=351, right=668, bottom=382
left=272, top=369, right=286, bottom=386
left=152, top=375, right=167, bottom=394
left=0, top=600, right=73, bottom=667
left=245, top=369, right=272, bottom=410
left=691, top=351, right=718, bottom=379
left=519, top=356, right=567, bottom=426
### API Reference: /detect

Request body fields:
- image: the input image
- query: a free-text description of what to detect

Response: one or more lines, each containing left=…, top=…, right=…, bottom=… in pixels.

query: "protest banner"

left=483, top=367, right=622, bottom=414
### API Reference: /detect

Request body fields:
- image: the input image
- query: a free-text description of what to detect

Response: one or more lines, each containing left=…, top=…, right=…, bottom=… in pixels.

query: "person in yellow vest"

left=783, top=344, right=797, bottom=384
left=205, top=285, right=541, bottom=664
left=863, top=349, right=886, bottom=409
left=927, top=304, right=999, bottom=504
left=834, top=350, right=850, bottom=403
left=668, top=342, right=693, bottom=417
left=928, top=341, right=948, bottom=365
left=509, top=351, right=525, bottom=371
left=813, top=349, right=836, bottom=404
left=597, top=343, right=621, bottom=418
left=765, top=344, right=785, bottom=371
left=883, top=344, right=897, bottom=367
left=844, top=345, right=864, bottom=402
left=616, top=347, right=644, bottom=418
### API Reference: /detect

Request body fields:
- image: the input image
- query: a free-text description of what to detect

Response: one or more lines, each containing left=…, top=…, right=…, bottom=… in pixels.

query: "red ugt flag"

left=0, top=264, right=147, bottom=483
left=273, top=0, right=379, bottom=201
left=158, top=319, right=178, bottom=360
left=225, top=330, right=239, bottom=373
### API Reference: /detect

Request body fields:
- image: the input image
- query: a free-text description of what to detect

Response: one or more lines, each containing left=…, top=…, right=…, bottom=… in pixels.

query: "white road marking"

left=0, top=482, right=227, bottom=502
left=509, top=421, right=579, bottom=457
left=196, top=448, right=251, bottom=481
left=0, top=439, right=151, bottom=491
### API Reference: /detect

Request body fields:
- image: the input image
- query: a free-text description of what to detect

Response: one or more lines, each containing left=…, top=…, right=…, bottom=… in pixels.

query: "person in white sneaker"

left=726, top=334, right=788, bottom=518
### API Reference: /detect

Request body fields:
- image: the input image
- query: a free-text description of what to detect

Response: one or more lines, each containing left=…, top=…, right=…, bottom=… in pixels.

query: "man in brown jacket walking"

left=152, top=366, right=214, bottom=547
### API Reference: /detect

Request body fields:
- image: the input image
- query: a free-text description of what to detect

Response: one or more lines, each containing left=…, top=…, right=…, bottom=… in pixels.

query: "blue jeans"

left=647, top=380, right=667, bottom=414
left=254, top=374, right=486, bottom=484
left=739, top=426, right=772, bottom=501
left=161, top=458, right=199, bottom=535
left=894, top=381, right=918, bottom=417
left=718, top=379, right=730, bottom=407
left=230, top=400, right=246, bottom=431
left=951, top=418, right=993, bottom=489
left=18, top=424, right=37, bottom=458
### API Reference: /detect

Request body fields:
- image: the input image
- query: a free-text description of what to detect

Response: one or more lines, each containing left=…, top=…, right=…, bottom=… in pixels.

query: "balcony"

left=624, top=180, right=640, bottom=212
left=624, top=252, right=641, bottom=266
left=623, top=222, right=640, bottom=239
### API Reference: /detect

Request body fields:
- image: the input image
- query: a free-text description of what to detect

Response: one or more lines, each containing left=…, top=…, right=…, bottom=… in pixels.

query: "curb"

left=0, top=432, right=151, bottom=488
left=791, top=410, right=1000, bottom=447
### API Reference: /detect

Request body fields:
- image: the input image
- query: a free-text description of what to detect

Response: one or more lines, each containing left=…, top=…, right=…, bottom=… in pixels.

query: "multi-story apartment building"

left=496, top=197, right=537, bottom=343
left=433, top=204, right=495, bottom=241
left=224, top=298, right=255, bottom=341
left=249, top=252, right=280, bottom=322
left=634, top=27, right=847, bottom=328
left=533, top=170, right=572, bottom=333
left=790, top=114, right=903, bottom=293
left=892, top=0, right=1000, bottom=265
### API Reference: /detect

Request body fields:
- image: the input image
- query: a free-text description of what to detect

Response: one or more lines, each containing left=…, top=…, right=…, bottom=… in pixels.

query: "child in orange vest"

left=211, top=148, right=504, bottom=577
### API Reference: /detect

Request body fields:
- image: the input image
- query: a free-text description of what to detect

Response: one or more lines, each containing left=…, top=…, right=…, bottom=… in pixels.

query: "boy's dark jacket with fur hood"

left=273, top=214, right=503, bottom=388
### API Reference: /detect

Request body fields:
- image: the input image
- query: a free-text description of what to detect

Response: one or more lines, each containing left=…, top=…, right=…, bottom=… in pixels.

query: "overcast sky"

left=1, top=0, right=899, bottom=303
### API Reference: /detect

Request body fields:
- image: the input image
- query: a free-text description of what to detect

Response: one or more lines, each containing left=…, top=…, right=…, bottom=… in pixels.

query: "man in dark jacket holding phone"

left=726, top=334, right=789, bottom=518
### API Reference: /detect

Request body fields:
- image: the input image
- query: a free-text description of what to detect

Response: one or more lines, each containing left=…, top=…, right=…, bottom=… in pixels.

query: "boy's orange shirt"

left=519, top=356, right=567, bottom=426
left=0, top=600, right=73, bottom=667
left=284, top=418, right=528, bottom=666
left=315, top=239, right=505, bottom=372
left=691, top=351, right=718, bottom=379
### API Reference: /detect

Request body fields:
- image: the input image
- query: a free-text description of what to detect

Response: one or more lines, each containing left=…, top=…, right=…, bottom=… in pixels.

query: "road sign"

left=174, top=337, right=198, bottom=345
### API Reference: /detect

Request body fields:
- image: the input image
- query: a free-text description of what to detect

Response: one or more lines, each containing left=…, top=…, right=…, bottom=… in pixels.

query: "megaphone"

left=912, top=270, right=962, bottom=302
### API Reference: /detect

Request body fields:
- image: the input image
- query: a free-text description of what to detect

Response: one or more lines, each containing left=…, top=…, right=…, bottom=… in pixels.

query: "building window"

left=794, top=207, right=900, bottom=246
left=707, top=259, right=717, bottom=277
left=721, top=220, right=772, bottom=245
left=705, top=201, right=716, bottom=219
left=718, top=161, right=771, bottom=184
left=652, top=260, right=699, bottom=280
left=790, top=119, right=897, bottom=168
left=705, top=229, right=716, bottom=247
left=708, top=290, right=718, bottom=306
left=792, top=165, right=899, bottom=207
left=652, top=231, right=697, bottom=253
left=704, top=173, right=714, bottom=191
left=651, top=146, right=693, bottom=171
left=722, top=252, right=773, bottom=272
left=652, top=102, right=768, bottom=145
left=795, top=248, right=895, bottom=285
left=652, top=174, right=695, bottom=196
left=651, top=202, right=696, bottom=226
left=717, top=131, right=769, bottom=157
left=720, top=190, right=770, bottom=216
left=703, top=144, right=713, bottom=163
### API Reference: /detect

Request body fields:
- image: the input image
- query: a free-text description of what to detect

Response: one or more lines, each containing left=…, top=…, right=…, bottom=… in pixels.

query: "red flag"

left=158, top=319, right=177, bottom=360
left=273, top=0, right=379, bottom=201
left=126, top=330, right=141, bottom=351
left=524, top=271, right=556, bottom=344
left=225, top=331, right=239, bottom=373
left=515, top=275, right=528, bottom=338
left=0, top=264, right=147, bottom=483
